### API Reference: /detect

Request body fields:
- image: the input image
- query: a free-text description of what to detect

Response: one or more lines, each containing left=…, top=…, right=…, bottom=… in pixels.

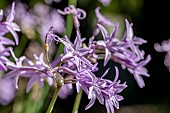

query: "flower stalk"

left=46, top=85, right=62, bottom=113
left=72, top=88, right=83, bottom=113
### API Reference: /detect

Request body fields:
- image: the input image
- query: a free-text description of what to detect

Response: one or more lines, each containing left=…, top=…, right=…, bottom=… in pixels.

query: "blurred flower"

left=15, top=2, right=65, bottom=41
left=0, top=78, right=16, bottom=105
left=98, top=0, right=112, bottom=7
left=154, top=39, right=170, bottom=71
left=58, top=84, right=73, bottom=99
left=44, top=0, right=62, bottom=5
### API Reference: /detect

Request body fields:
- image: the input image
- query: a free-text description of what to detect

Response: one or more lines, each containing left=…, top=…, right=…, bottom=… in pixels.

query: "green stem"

left=72, top=88, right=83, bottom=113
left=46, top=86, right=62, bottom=113
left=55, top=0, right=77, bottom=58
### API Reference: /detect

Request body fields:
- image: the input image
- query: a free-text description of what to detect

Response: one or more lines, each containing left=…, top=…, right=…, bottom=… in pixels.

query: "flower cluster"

left=14, top=2, right=65, bottom=41
left=0, top=3, right=151, bottom=113
left=0, top=2, right=20, bottom=71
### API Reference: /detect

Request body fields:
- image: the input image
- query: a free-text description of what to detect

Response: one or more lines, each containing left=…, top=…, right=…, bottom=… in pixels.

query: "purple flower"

left=85, top=67, right=126, bottom=112
left=50, top=31, right=93, bottom=68
left=154, top=39, right=170, bottom=71
left=58, top=83, right=73, bottom=99
left=95, top=13, right=151, bottom=88
left=4, top=49, right=54, bottom=93
left=0, top=78, right=16, bottom=105
left=58, top=5, right=86, bottom=29
left=60, top=56, right=126, bottom=113
left=98, top=0, right=112, bottom=6
left=0, top=2, right=20, bottom=45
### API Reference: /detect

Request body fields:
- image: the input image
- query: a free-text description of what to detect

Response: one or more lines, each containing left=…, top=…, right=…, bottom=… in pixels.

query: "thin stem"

left=46, top=86, right=62, bottom=113
left=72, top=88, right=83, bottom=113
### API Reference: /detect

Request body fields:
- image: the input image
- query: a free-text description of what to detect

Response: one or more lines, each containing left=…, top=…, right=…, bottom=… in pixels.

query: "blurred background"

left=0, top=0, right=170, bottom=113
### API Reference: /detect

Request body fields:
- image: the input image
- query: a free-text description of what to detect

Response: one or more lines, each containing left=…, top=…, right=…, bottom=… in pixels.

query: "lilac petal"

left=56, top=35, right=74, bottom=51
left=105, top=100, right=111, bottom=113
left=26, top=76, right=36, bottom=93
left=11, top=22, right=20, bottom=31
left=13, top=76, right=19, bottom=89
left=113, top=66, right=119, bottom=82
left=101, top=68, right=110, bottom=78
left=97, top=23, right=109, bottom=41
left=154, top=43, right=163, bottom=52
left=115, top=95, right=124, bottom=101
left=96, top=40, right=106, bottom=48
left=6, top=26, right=19, bottom=45
left=3, top=70, right=18, bottom=78
left=0, top=9, right=3, bottom=21
left=138, top=55, right=151, bottom=67
left=134, top=74, right=145, bottom=88
left=95, top=7, right=114, bottom=26
left=111, top=96, right=119, bottom=109
left=125, top=19, right=133, bottom=40
left=39, top=53, right=46, bottom=66
left=107, top=100, right=115, bottom=113
left=51, top=55, right=62, bottom=68
left=85, top=93, right=96, bottom=110
left=88, top=86, right=94, bottom=99
left=99, top=0, right=112, bottom=6
left=96, top=89, right=104, bottom=104
left=6, top=2, right=15, bottom=22
left=61, top=67, right=76, bottom=75
left=110, top=23, right=119, bottom=40
left=133, top=37, right=147, bottom=45
left=80, top=83, right=89, bottom=94
left=0, top=62, right=7, bottom=71
left=47, top=77, right=53, bottom=86
left=0, top=37, right=15, bottom=45
left=80, top=56, right=93, bottom=67
left=73, top=31, right=81, bottom=50
left=104, top=48, right=111, bottom=66
left=61, top=52, right=74, bottom=62
left=76, top=82, right=80, bottom=93
left=37, top=76, right=44, bottom=88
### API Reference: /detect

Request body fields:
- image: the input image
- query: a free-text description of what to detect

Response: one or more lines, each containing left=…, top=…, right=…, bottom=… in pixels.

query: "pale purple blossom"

left=154, top=39, right=170, bottom=71
left=94, top=8, right=151, bottom=88
left=0, top=78, right=16, bottom=105
left=62, top=63, right=126, bottom=113
left=44, top=0, right=61, bottom=5
left=51, top=31, right=93, bottom=68
left=95, top=7, right=115, bottom=26
left=58, top=5, right=86, bottom=29
left=0, top=2, right=20, bottom=45
left=0, top=2, right=20, bottom=71
left=98, top=0, right=112, bottom=6
left=14, top=2, right=65, bottom=41
left=4, top=49, right=54, bottom=93
left=58, top=84, right=73, bottom=99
